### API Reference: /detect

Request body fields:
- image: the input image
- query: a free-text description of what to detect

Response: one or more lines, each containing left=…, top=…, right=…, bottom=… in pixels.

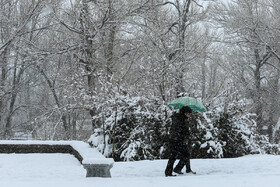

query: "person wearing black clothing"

left=165, top=106, right=194, bottom=177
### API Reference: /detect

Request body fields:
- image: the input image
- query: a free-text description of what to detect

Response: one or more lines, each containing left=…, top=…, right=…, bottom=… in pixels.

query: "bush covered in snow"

left=190, top=99, right=258, bottom=158
left=88, top=94, right=172, bottom=161
left=88, top=94, right=279, bottom=161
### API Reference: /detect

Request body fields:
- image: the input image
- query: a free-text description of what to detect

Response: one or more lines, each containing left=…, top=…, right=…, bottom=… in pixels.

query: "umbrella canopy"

left=168, top=97, right=207, bottom=112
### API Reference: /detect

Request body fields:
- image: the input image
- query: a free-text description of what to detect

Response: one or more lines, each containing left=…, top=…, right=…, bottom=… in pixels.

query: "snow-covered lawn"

left=0, top=153, right=279, bottom=187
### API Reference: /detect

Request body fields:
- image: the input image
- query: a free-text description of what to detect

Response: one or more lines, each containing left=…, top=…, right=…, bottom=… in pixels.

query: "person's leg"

left=165, top=157, right=176, bottom=176
left=186, top=158, right=191, bottom=172
left=184, top=147, right=196, bottom=173
left=174, top=144, right=190, bottom=173
left=165, top=142, right=177, bottom=176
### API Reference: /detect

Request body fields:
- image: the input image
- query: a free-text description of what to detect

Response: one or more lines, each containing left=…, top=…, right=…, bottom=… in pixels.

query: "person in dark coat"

left=165, top=106, right=194, bottom=177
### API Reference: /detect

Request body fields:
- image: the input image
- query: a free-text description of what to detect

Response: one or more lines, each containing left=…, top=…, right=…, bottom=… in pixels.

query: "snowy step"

left=0, top=140, right=114, bottom=177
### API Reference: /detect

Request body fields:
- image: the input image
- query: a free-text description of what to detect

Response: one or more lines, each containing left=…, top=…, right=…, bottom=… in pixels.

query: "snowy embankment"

left=0, top=154, right=279, bottom=187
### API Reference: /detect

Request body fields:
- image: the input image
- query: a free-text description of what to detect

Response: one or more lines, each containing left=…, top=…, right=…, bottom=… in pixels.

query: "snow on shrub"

left=88, top=93, right=278, bottom=160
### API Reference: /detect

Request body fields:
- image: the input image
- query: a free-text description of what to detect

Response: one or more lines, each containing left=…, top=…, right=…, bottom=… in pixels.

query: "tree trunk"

left=104, top=0, right=117, bottom=80
left=71, top=112, right=77, bottom=140
left=0, top=47, right=8, bottom=139
left=254, top=49, right=263, bottom=132
left=208, top=63, right=217, bottom=97
left=202, top=57, right=206, bottom=99
left=174, top=0, right=192, bottom=96
left=269, top=69, right=280, bottom=142
left=4, top=55, right=25, bottom=139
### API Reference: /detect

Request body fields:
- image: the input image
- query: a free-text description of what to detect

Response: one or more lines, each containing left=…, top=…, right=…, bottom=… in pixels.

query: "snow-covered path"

left=0, top=154, right=279, bottom=187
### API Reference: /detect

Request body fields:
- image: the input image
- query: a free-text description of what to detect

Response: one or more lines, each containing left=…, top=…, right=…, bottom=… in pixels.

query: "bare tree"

left=0, top=0, right=48, bottom=139
left=212, top=0, right=280, bottom=136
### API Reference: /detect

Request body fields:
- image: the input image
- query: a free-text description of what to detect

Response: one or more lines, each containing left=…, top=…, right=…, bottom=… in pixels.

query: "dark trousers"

left=165, top=141, right=190, bottom=175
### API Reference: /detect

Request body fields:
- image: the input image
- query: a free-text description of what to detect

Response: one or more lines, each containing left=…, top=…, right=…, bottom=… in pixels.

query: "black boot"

left=186, top=159, right=196, bottom=174
left=173, top=169, right=183, bottom=175
left=173, top=158, right=186, bottom=174
left=186, top=170, right=196, bottom=174
left=165, top=173, right=177, bottom=177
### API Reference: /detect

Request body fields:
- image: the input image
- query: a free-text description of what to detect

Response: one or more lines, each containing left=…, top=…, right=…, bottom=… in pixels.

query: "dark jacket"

left=169, top=113, right=190, bottom=143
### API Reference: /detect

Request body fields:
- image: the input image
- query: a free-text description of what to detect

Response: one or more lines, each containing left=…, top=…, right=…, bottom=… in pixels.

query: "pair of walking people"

left=165, top=106, right=195, bottom=177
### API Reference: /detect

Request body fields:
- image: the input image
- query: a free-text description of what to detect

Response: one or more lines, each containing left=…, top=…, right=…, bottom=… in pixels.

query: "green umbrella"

left=168, top=97, right=207, bottom=112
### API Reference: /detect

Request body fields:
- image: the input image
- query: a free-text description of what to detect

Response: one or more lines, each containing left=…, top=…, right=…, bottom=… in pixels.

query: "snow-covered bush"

left=190, top=98, right=276, bottom=158
left=190, top=112, right=225, bottom=158
left=89, top=91, right=278, bottom=160
left=252, top=135, right=280, bottom=155
left=88, top=94, right=172, bottom=161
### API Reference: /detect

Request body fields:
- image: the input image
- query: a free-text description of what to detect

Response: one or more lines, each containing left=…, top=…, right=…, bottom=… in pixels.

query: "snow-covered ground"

left=0, top=153, right=280, bottom=187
